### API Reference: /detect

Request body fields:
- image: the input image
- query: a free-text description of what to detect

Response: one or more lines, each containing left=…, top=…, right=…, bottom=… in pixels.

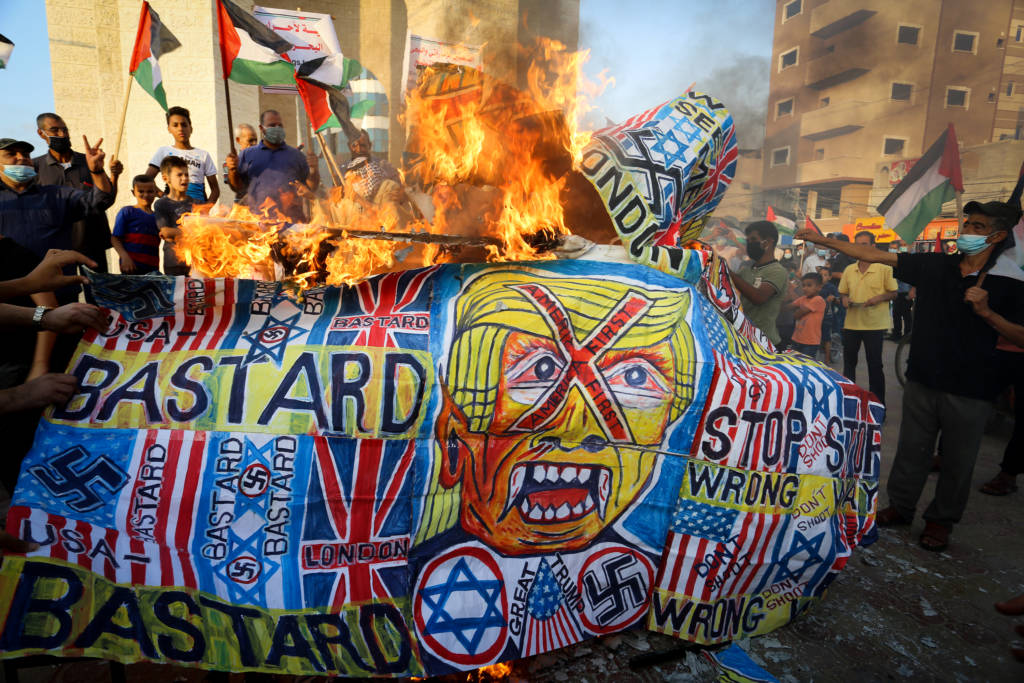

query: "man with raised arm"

left=796, top=201, right=1024, bottom=553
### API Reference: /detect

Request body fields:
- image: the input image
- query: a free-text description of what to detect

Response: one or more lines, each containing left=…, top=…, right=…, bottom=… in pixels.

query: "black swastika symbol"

left=582, top=554, right=647, bottom=627
left=28, top=446, right=129, bottom=513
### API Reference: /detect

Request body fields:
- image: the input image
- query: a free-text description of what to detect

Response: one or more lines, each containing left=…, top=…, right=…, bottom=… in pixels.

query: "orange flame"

left=174, top=37, right=610, bottom=288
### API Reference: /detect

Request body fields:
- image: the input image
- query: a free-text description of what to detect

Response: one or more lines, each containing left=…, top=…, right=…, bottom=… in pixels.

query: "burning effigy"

left=0, top=45, right=880, bottom=678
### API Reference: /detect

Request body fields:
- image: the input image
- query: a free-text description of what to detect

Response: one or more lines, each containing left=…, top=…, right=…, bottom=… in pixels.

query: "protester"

left=0, top=247, right=106, bottom=493
left=0, top=136, right=113, bottom=306
left=224, top=109, right=319, bottom=222
left=153, top=156, right=194, bottom=276
left=111, top=175, right=159, bottom=274
left=33, top=113, right=121, bottom=275
left=788, top=271, right=826, bottom=358
left=819, top=265, right=840, bottom=363
left=797, top=200, right=1024, bottom=552
left=145, top=106, right=219, bottom=203
left=801, top=243, right=828, bottom=275
left=340, top=129, right=411, bottom=226
left=225, top=123, right=258, bottom=204
left=839, top=231, right=898, bottom=405
left=892, top=262, right=917, bottom=339
left=730, top=220, right=788, bottom=346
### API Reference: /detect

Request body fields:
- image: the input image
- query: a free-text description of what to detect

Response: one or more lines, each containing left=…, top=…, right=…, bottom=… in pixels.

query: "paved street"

left=5, top=340, right=1022, bottom=683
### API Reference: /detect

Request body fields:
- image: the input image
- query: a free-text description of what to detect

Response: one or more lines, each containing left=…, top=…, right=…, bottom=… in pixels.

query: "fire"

left=174, top=37, right=611, bottom=288
left=477, top=661, right=512, bottom=680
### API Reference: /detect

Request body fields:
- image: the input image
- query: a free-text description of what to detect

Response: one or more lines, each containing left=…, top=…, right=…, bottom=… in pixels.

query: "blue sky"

left=1, top=1, right=54, bottom=146
left=0, top=0, right=774, bottom=147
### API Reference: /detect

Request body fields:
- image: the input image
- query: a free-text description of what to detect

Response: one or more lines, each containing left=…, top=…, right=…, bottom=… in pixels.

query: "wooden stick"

left=223, top=78, right=236, bottom=155
left=112, top=76, right=133, bottom=163
left=315, top=130, right=343, bottom=186
left=187, top=215, right=504, bottom=248
left=955, top=190, right=964, bottom=235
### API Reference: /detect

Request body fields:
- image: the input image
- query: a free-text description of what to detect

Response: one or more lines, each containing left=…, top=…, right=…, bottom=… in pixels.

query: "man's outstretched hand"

left=23, top=249, right=96, bottom=293
left=42, top=303, right=108, bottom=334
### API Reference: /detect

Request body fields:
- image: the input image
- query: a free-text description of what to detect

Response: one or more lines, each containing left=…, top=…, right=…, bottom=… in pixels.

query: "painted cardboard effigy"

left=0, top=91, right=880, bottom=676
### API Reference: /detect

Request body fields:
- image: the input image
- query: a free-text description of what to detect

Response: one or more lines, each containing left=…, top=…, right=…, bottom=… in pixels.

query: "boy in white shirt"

left=145, top=106, right=219, bottom=204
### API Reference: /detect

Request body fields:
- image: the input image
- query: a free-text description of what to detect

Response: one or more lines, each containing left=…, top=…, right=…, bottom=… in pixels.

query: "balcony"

left=809, top=0, right=881, bottom=39
left=804, top=46, right=871, bottom=90
left=797, top=156, right=869, bottom=185
left=800, top=102, right=868, bottom=141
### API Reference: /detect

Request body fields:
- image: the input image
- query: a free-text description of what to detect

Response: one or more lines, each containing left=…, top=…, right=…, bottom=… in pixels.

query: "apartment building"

left=763, top=0, right=1024, bottom=232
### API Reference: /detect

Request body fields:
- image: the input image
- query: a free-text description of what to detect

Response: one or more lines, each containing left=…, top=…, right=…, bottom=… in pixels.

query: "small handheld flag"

left=128, top=2, right=180, bottom=110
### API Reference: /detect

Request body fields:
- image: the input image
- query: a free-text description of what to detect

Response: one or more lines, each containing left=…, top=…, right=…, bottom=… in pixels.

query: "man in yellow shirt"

left=839, top=231, right=898, bottom=405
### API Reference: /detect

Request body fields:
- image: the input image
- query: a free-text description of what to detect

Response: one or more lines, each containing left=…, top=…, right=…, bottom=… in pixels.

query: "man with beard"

left=730, top=220, right=789, bottom=346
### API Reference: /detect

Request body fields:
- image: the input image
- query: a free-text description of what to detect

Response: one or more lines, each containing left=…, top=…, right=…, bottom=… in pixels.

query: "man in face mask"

left=730, top=220, right=789, bottom=346
left=796, top=201, right=1024, bottom=554
left=32, top=113, right=122, bottom=276
left=224, top=109, right=319, bottom=222
left=0, top=137, right=113, bottom=305
left=800, top=242, right=829, bottom=275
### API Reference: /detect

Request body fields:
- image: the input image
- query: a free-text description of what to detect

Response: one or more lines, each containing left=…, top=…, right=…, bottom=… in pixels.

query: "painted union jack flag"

left=328, top=267, right=437, bottom=350
left=301, top=437, right=415, bottom=608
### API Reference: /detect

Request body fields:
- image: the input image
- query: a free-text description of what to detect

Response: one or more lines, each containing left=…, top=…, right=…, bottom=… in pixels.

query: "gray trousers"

left=886, top=381, right=993, bottom=526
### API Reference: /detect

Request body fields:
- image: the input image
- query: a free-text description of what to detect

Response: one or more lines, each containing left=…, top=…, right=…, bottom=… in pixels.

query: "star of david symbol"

left=420, top=558, right=505, bottom=655
left=775, top=529, right=827, bottom=584
left=647, top=123, right=696, bottom=170
left=242, top=312, right=307, bottom=366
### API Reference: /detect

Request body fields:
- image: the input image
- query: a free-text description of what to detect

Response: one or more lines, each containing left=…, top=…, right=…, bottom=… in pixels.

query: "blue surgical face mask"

left=956, top=233, right=993, bottom=255
left=263, top=125, right=286, bottom=145
left=2, top=164, right=37, bottom=183
left=816, top=249, right=826, bottom=257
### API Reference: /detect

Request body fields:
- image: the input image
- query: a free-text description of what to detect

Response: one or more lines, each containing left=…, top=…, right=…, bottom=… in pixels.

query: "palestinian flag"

left=0, top=33, right=13, bottom=69
left=804, top=216, right=823, bottom=235
left=295, top=55, right=367, bottom=141
left=766, top=205, right=796, bottom=235
left=128, top=2, right=180, bottom=110
left=216, top=0, right=294, bottom=86
left=878, top=124, right=963, bottom=243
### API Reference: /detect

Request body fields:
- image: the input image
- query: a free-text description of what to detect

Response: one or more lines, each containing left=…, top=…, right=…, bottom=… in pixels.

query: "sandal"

left=876, top=506, right=911, bottom=527
left=980, top=472, right=1019, bottom=496
left=995, top=595, right=1024, bottom=616
left=919, top=522, right=951, bottom=552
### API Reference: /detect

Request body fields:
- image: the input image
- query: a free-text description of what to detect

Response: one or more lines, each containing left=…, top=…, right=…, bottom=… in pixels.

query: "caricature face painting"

left=437, top=270, right=696, bottom=554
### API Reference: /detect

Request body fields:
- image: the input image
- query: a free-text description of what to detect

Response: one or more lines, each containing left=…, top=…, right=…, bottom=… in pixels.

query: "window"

left=891, top=82, right=913, bottom=101
left=820, top=97, right=830, bottom=107
left=815, top=148, right=825, bottom=160
left=771, top=146, right=790, bottom=167
left=998, top=37, right=1005, bottom=48
left=1008, top=82, right=1015, bottom=96
left=989, top=92, right=997, bottom=102
left=946, top=86, right=969, bottom=108
left=883, top=138, right=906, bottom=156
left=779, top=48, right=798, bottom=71
left=783, top=0, right=801, bottom=21
left=953, top=31, right=978, bottom=53
left=1015, top=24, right=1024, bottom=41
left=776, top=98, right=794, bottom=118
left=897, top=25, right=920, bottom=45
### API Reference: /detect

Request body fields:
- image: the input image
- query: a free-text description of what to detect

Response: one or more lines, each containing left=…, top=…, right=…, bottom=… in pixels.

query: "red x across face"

left=506, top=283, right=654, bottom=443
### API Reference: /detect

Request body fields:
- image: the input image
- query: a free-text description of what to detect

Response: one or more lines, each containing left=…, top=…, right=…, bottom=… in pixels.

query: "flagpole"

left=112, top=76, right=133, bottom=163
left=955, top=190, right=964, bottom=235
left=223, top=78, right=236, bottom=155
left=315, top=130, right=343, bottom=186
